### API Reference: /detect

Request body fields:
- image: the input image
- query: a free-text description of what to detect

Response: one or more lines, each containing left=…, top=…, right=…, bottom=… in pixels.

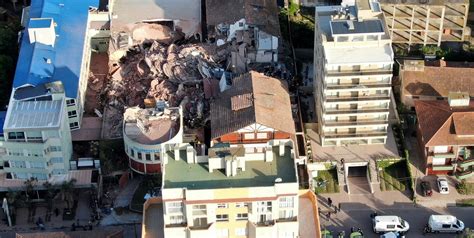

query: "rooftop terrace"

left=164, top=146, right=297, bottom=190
left=124, top=107, right=180, bottom=145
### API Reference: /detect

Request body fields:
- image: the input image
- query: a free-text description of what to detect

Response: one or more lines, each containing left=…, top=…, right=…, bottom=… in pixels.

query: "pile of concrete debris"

left=102, top=39, right=230, bottom=134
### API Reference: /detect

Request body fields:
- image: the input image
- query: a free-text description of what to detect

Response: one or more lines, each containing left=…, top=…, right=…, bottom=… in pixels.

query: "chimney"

left=448, top=92, right=470, bottom=107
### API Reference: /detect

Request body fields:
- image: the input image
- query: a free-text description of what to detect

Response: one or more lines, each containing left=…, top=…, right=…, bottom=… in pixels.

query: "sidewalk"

left=114, top=178, right=141, bottom=208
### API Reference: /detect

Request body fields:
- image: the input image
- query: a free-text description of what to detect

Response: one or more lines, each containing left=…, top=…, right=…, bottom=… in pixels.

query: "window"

left=166, top=202, right=183, bottom=214
left=11, top=161, right=26, bottom=168
left=68, top=110, right=77, bottom=118
left=131, top=149, right=135, bottom=157
left=236, top=213, right=248, bottom=220
left=26, top=131, right=42, bottom=141
left=279, top=209, right=294, bottom=219
left=217, top=203, right=228, bottom=208
left=192, top=204, right=207, bottom=216
left=256, top=201, right=272, bottom=213
left=256, top=133, right=268, bottom=139
left=216, top=214, right=229, bottom=221
left=8, top=132, right=25, bottom=140
left=29, top=161, right=45, bottom=169
left=442, top=224, right=451, bottom=228
left=32, top=173, right=48, bottom=180
left=243, top=133, right=255, bottom=140
left=169, top=215, right=185, bottom=225
left=50, top=157, right=64, bottom=163
left=235, top=202, right=248, bottom=208
left=387, top=225, right=395, bottom=229
left=145, top=153, right=151, bottom=161
left=137, top=153, right=142, bottom=160
left=279, top=196, right=294, bottom=208
left=14, top=172, right=28, bottom=179
left=193, top=217, right=207, bottom=227
left=216, top=228, right=229, bottom=238
left=52, top=169, right=66, bottom=175
left=69, top=122, right=79, bottom=129
left=66, top=99, right=75, bottom=106
left=235, top=227, right=247, bottom=236
left=48, top=146, right=62, bottom=152
left=154, top=152, right=161, bottom=161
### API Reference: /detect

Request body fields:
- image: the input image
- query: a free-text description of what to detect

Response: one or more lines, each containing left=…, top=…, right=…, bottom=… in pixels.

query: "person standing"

left=327, top=197, right=333, bottom=207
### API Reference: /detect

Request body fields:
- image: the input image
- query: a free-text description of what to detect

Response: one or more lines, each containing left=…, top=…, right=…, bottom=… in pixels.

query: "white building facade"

left=314, top=0, right=394, bottom=146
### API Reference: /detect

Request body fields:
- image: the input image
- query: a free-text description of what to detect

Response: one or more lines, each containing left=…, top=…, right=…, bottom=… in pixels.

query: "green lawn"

left=456, top=180, right=474, bottom=195
left=378, top=161, right=410, bottom=192
left=457, top=199, right=474, bottom=207
left=314, top=169, right=340, bottom=194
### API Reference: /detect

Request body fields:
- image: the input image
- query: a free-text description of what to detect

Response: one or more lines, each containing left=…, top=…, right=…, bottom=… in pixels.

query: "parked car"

left=372, top=215, right=410, bottom=234
left=380, top=232, right=405, bottom=238
left=425, top=215, right=464, bottom=234
left=437, top=177, right=450, bottom=194
left=420, top=181, right=433, bottom=196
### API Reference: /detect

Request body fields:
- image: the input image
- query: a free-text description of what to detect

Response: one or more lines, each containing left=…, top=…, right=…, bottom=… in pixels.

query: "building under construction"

left=379, top=0, right=469, bottom=46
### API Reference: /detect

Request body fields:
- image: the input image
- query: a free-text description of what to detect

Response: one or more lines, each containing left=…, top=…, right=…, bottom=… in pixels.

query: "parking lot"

left=319, top=199, right=474, bottom=238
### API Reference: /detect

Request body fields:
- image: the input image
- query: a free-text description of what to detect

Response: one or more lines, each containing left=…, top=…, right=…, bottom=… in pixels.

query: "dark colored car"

left=421, top=181, right=433, bottom=197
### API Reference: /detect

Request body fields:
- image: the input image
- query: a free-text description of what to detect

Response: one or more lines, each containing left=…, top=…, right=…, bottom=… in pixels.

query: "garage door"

left=348, top=166, right=367, bottom=177
left=347, top=166, right=371, bottom=194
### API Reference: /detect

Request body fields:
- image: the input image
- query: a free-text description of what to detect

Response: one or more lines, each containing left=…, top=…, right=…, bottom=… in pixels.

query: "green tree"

left=43, top=181, right=55, bottom=211
left=0, top=20, right=21, bottom=109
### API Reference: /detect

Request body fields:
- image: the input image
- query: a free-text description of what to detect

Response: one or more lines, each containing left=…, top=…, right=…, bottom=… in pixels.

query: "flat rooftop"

left=164, top=146, right=297, bottom=190
left=110, top=0, right=201, bottom=37
left=331, top=20, right=384, bottom=35
left=5, top=100, right=63, bottom=130
left=124, top=107, right=179, bottom=145
left=324, top=43, right=393, bottom=65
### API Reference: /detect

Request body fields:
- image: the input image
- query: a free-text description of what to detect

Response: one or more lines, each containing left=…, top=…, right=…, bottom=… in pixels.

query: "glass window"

left=131, top=149, right=135, bottom=157
left=192, top=204, right=207, bottom=216
left=236, top=213, right=248, bottom=220
left=69, top=122, right=79, bottom=129
left=14, top=172, right=28, bottom=179
left=279, top=209, right=294, bottom=219
left=8, top=132, right=25, bottom=140
left=256, top=133, right=268, bottom=139
left=279, top=196, right=294, bottom=208
left=235, top=227, right=247, bottom=236
left=216, top=228, right=229, bottom=238
left=235, top=202, right=248, bottom=208
left=243, top=133, right=255, bottom=140
left=169, top=215, right=185, bottom=225
left=137, top=153, right=142, bottom=160
left=154, top=152, right=161, bottom=161
left=166, top=202, right=183, bottom=214
left=217, top=203, right=228, bottom=208
left=66, top=99, right=75, bottom=106
left=68, top=110, right=77, bottom=118
left=32, top=173, right=48, bottom=180
left=50, top=157, right=64, bottom=163
left=145, top=153, right=151, bottom=161
left=29, top=161, right=45, bottom=169
left=216, top=214, right=229, bottom=222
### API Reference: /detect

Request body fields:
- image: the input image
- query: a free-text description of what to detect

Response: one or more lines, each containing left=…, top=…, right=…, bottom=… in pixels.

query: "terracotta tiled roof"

left=205, top=0, right=280, bottom=37
left=210, top=71, right=295, bottom=139
left=402, top=60, right=474, bottom=98
left=415, top=100, right=474, bottom=147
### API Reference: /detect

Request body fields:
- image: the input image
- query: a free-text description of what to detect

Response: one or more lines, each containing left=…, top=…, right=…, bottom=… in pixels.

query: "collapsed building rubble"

left=102, top=38, right=229, bottom=138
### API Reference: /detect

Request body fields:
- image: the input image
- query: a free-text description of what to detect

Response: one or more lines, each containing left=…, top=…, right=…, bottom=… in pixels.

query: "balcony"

left=189, top=223, right=213, bottom=230
left=324, top=107, right=389, bottom=114
left=325, top=95, right=390, bottom=103
left=456, top=169, right=474, bottom=180
left=255, top=220, right=275, bottom=227
left=324, top=131, right=387, bottom=139
left=326, top=83, right=391, bottom=90
left=431, top=164, right=455, bottom=171
left=327, top=69, right=392, bottom=77
left=276, top=217, right=297, bottom=223
left=459, top=158, right=474, bottom=169
left=431, top=152, right=456, bottom=159
left=325, top=120, right=388, bottom=127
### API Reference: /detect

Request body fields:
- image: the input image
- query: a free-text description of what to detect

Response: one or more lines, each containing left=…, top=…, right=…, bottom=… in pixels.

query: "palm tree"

left=24, top=177, right=38, bottom=201
left=43, top=181, right=55, bottom=211
left=58, top=179, right=76, bottom=210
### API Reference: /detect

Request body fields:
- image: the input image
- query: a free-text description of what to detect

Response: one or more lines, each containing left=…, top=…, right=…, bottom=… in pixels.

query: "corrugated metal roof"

left=4, top=100, right=63, bottom=129
left=12, top=0, right=99, bottom=98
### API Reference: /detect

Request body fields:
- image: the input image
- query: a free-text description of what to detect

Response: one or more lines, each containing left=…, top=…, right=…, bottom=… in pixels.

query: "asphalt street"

left=320, top=204, right=474, bottom=238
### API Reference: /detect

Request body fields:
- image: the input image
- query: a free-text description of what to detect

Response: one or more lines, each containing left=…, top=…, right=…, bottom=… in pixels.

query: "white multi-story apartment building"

left=0, top=0, right=103, bottom=183
left=314, top=0, right=394, bottom=147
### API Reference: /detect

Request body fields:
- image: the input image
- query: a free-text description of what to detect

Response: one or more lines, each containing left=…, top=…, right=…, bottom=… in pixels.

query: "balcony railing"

left=431, top=164, right=455, bottom=171
left=255, top=220, right=275, bottom=227
left=326, top=83, right=391, bottom=90
left=276, top=217, right=297, bottom=223
left=459, top=158, right=474, bottom=168
left=430, top=152, right=456, bottom=159
left=456, top=170, right=474, bottom=180
left=327, top=69, right=392, bottom=77
left=324, top=108, right=389, bottom=114
left=325, top=120, right=388, bottom=127
left=165, top=223, right=187, bottom=228
left=325, top=95, right=390, bottom=102
left=189, top=223, right=212, bottom=230
left=324, top=131, right=387, bottom=139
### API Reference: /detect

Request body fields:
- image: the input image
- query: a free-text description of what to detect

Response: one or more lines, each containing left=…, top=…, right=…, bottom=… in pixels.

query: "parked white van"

left=426, top=215, right=464, bottom=234
left=372, top=216, right=410, bottom=234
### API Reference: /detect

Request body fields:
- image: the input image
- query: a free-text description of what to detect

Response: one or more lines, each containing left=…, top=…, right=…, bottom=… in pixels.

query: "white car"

left=437, top=178, right=449, bottom=194
left=372, top=215, right=410, bottom=234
